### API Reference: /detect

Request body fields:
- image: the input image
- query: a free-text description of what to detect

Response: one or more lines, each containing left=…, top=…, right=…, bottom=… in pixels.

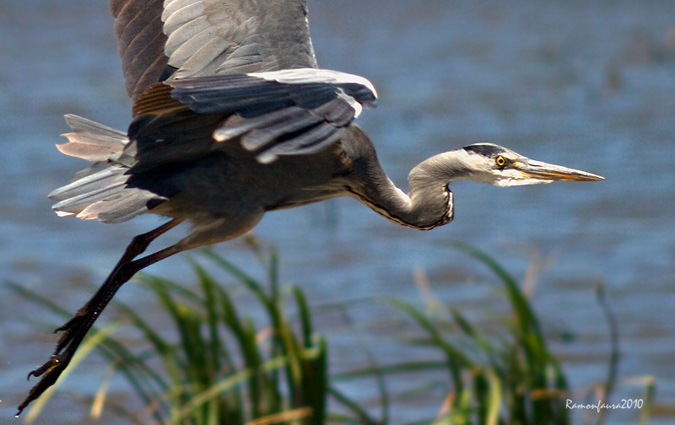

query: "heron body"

left=18, top=0, right=603, bottom=414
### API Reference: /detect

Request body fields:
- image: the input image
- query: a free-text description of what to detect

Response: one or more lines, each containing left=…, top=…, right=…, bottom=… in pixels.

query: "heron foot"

left=17, top=353, right=71, bottom=416
left=16, top=228, right=184, bottom=416
left=16, top=309, right=94, bottom=417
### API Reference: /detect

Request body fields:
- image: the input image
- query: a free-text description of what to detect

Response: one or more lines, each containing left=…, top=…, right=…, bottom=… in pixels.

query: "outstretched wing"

left=131, top=68, right=377, bottom=165
left=169, top=68, right=377, bottom=163
left=110, top=0, right=318, bottom=101
left=111, top=0, right=376, bottom=165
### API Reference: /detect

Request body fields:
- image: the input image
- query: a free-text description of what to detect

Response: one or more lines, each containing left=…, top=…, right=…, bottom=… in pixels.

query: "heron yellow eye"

left=495, top=155, right=506, bottom=167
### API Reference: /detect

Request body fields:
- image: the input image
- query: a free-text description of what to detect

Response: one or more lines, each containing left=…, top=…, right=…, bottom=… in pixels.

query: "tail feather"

left=58, top=114, right=128, bottom=162
left=50, top=115, right=166, bottom=223
left=50, top=166, right=130, bottom=214
left=77, top=191, right=163, bottom=223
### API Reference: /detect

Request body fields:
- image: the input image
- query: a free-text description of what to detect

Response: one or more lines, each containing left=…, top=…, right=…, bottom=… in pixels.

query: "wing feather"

left=163, top=2, right=205, bottom=35
left=110, top=0, right=318, bottom=100
left=165, top=16, right=211, bottom=53
left=163, top=0, right=317, bottom=78
left=256, top=123, right=341, bottom=164
left=163, top=0, right=198, bottom=17
left=172, top=33, right=231, bottom=78
left=162, top=68, right=377, bottom=163
left=111, top=0, right=167, bottom=101
left=169, top=69, right=377, bottom=115
left=241, top=110, right=323, bottom=151
left=110, top=1, right=377, bottom=168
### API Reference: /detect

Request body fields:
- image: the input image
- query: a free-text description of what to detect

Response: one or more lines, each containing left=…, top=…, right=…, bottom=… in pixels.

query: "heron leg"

left=54, top=218, right=183, bottom=344
left=111, top=218, right=184, bottom=271
left=17, top=219, right=184, bottom=416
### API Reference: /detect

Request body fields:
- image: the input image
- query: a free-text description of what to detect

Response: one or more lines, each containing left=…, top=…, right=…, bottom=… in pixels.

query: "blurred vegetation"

left=10, top=241, right=655, bottom=425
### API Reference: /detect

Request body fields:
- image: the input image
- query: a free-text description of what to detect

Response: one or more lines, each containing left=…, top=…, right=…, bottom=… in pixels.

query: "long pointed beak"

left=514, top=159, right=604, bottom=182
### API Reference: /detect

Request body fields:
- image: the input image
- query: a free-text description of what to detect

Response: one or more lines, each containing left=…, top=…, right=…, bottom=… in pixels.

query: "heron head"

left=460, top=143, right=604, bottom=187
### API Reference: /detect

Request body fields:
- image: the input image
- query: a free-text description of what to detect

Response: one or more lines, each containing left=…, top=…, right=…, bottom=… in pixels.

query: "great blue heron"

left=18, top=0, right=603, bottom=415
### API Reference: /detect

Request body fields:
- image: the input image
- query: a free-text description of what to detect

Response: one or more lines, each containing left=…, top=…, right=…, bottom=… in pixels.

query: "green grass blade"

left=213, top=282, right=264, bottom=418
left=191, top=260, right=225, bottom=374
left=202, top=248, right=272, bottom=310
left=484, top=369, right=503, bottom=425
left=450, top=242, right=543, bottom=339
left=306, top=335, right=328, bottom=425
left=388, top=296, right=471, bottom=402
left=292, top=285, right=313, bottom=348
left=328, top=386, right=380, bottom=425
left=595, top=282, right=619, bottom=425
left=388, top=297, right=472, bottom=367
left=93, top=334, right=171, bottom=423
left=177, top=356, right=288, bottom=421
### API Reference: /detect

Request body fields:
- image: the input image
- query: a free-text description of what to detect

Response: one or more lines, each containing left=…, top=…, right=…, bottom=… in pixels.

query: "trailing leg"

left=17, top=221, right=184, bottom=416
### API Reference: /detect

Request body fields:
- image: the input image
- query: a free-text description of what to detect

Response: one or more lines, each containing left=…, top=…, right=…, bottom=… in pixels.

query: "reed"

left=336, top=242, right=571, bottom=424
left=9, top=241, right=653, bottom=424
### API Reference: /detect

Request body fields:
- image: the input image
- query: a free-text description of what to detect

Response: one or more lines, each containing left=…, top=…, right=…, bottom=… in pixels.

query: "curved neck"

left=351, top=151, right=469, bottom=230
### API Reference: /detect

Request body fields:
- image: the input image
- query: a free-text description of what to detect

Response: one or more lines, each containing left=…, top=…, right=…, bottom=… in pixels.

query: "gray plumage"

left=19, top=0, right=603, bottom=415
left=49, top=115, right=165, bottom=223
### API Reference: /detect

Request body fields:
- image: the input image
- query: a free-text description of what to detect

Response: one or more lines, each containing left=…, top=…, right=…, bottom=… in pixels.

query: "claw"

left=17, top=355, right=69, bottom=416
left=26, top=356, right=62, bottom=380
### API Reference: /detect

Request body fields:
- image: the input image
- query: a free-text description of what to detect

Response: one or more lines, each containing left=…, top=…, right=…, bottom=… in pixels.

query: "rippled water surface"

left=1, top=1, right=674, bottom=423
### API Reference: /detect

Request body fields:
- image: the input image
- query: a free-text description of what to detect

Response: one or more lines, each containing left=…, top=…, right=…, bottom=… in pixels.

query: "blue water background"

left=1, top=1, right=674, bottom=423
